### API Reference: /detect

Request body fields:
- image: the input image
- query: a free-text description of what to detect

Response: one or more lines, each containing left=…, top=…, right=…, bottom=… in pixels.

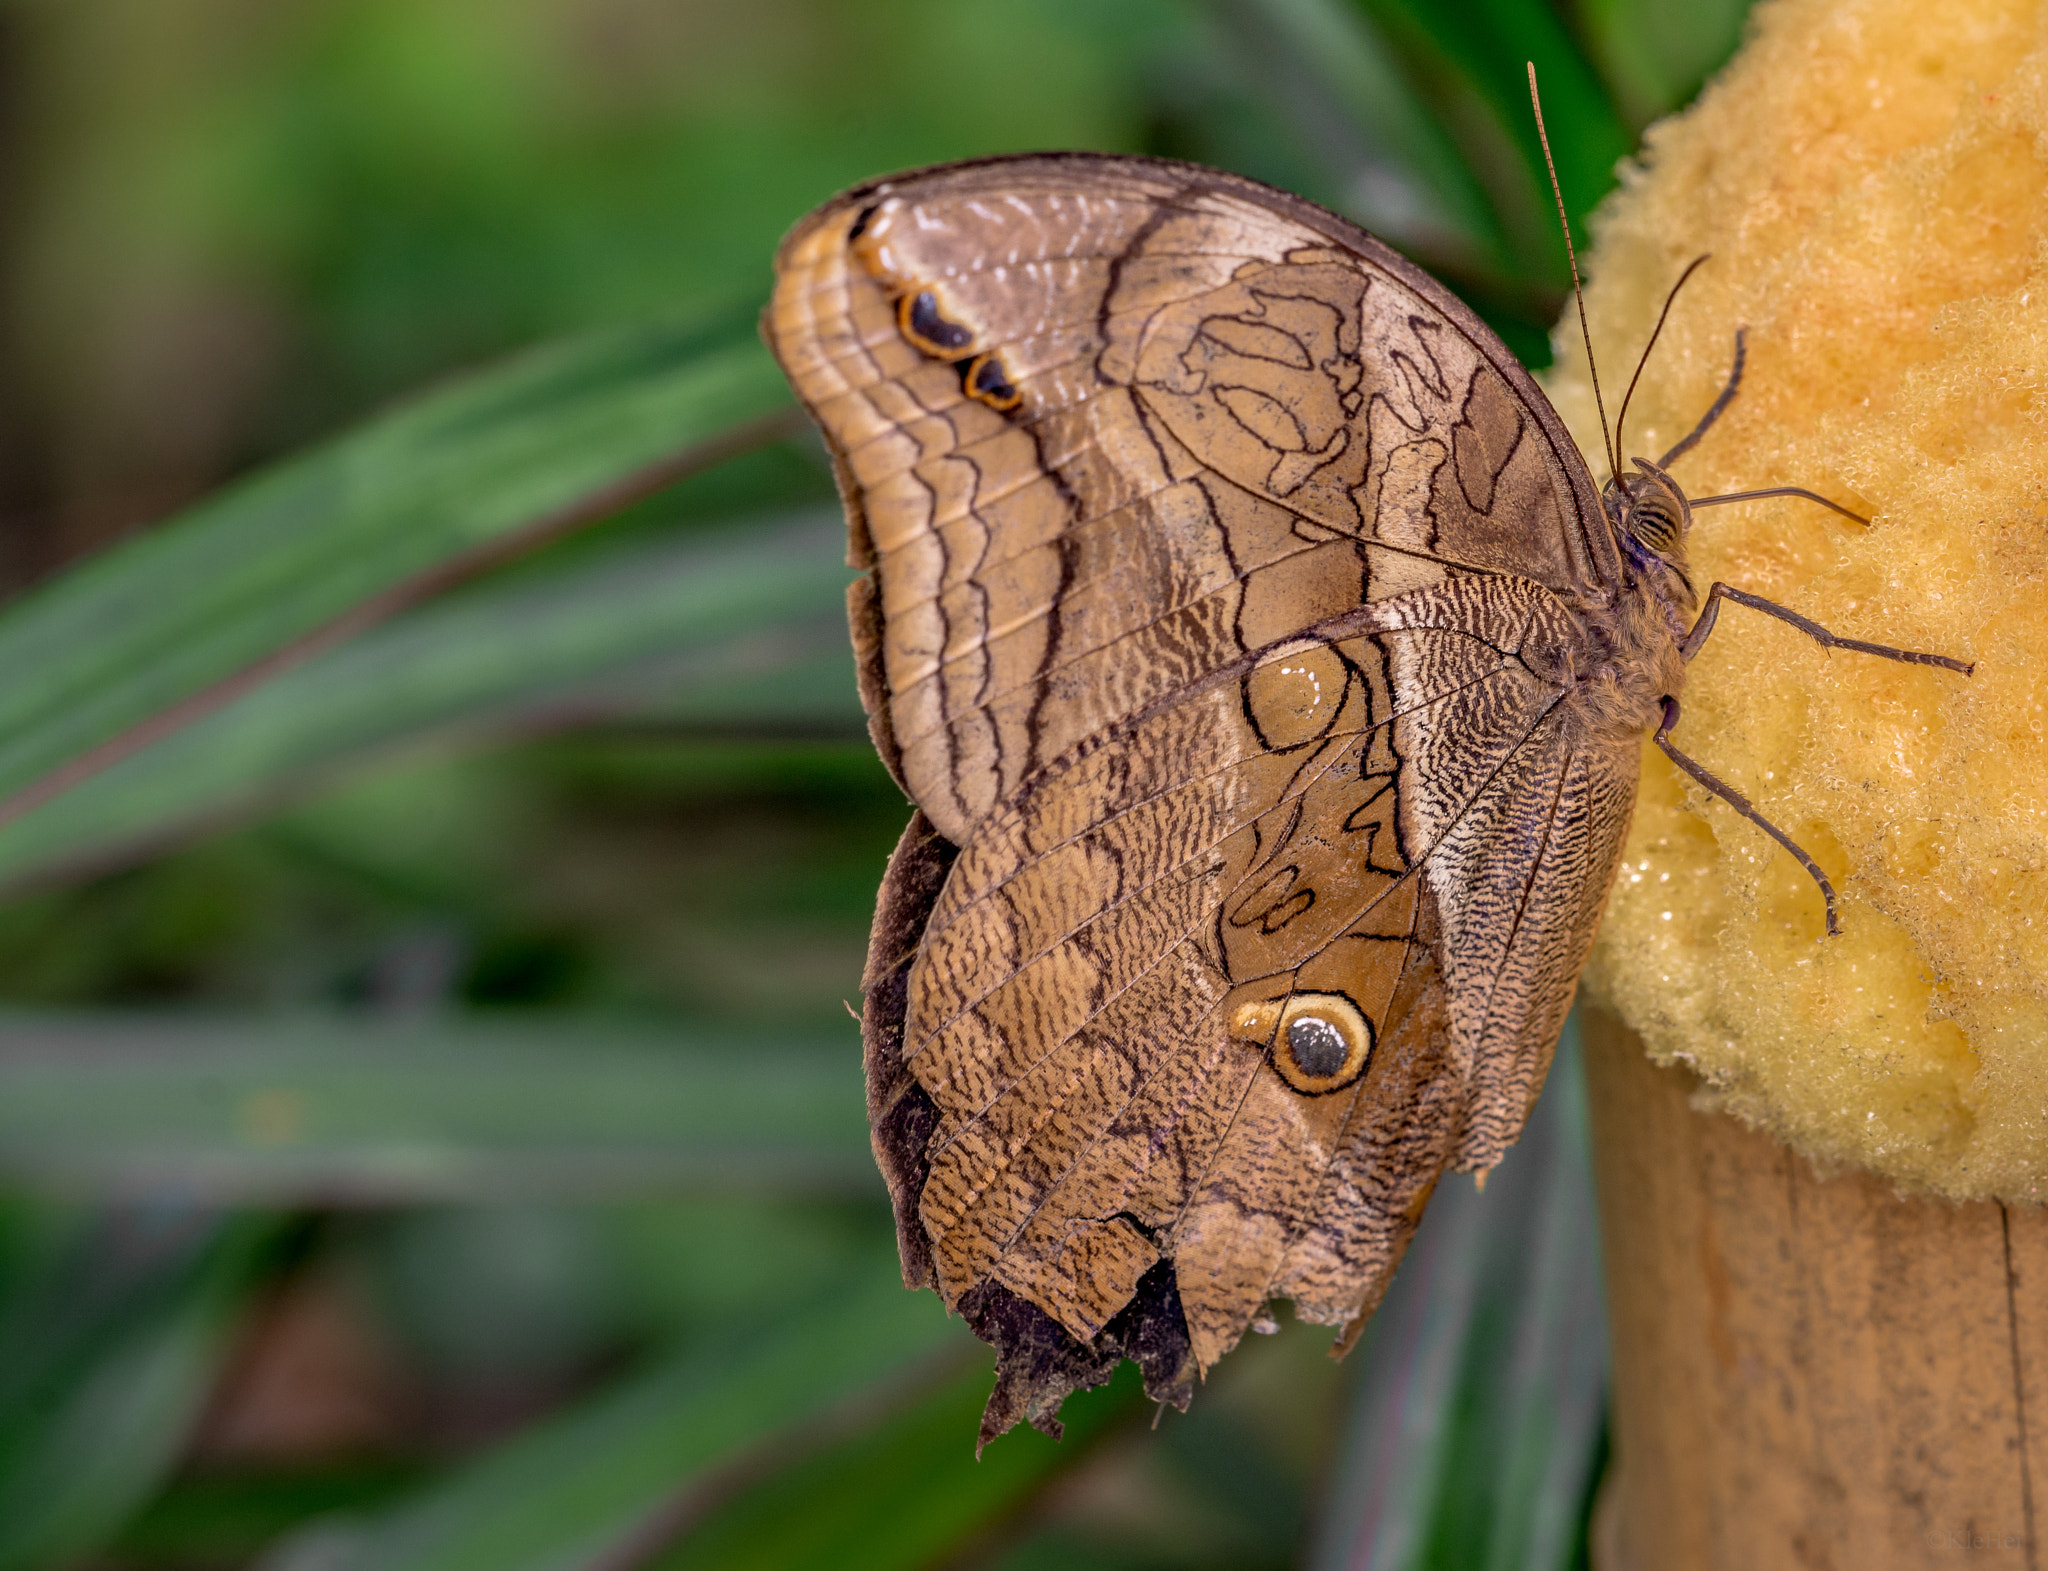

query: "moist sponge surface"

left=1543, top=0, right=2048, bottom=1201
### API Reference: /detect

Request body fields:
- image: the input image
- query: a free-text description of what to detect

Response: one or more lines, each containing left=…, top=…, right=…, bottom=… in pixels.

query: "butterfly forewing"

left=770, top=156, right=1616, bottom=846
left=767, top=152, right=1638, bottom=1434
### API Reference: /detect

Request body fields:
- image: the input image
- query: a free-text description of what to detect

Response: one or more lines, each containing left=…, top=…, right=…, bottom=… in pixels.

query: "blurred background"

left=0, top=1, right=1750, bottom=1566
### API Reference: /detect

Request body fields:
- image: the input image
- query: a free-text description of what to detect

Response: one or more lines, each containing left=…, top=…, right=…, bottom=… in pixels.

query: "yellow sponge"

left=1543, top=0, right=2048, bottom=1201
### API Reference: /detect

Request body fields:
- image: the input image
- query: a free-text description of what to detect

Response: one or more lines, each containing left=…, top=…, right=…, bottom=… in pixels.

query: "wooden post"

left=1580, top=1006, right=2047, bottom=1569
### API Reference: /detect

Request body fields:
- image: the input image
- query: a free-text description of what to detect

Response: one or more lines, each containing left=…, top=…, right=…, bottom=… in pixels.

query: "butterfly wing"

left=768, top=155, right=1620, bottom=845
left=766, top=153, right=1636, bottom=1434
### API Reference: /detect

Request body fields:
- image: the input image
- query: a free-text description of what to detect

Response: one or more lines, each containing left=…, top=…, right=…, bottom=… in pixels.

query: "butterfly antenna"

left=1615, top=253, right=1711, bottom=468
left=1527, top=62, right=1615, bottom=484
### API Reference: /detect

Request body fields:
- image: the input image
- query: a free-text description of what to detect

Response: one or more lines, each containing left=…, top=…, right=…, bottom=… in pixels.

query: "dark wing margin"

left=861, top=809, right=951, bottom=1290
left=862, top=809, right=1197, bottom=1444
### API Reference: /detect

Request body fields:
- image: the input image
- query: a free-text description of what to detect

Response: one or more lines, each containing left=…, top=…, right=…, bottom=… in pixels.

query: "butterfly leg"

left=1677, top=582, right=1976, bottom=672
left=1664, top=590, right=1970, bottom=935
left=1653, top=696, right=1842, bottom=937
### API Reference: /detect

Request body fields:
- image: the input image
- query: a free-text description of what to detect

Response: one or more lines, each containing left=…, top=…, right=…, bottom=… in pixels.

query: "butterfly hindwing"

left=893, top=578, right=1606, bottom=1370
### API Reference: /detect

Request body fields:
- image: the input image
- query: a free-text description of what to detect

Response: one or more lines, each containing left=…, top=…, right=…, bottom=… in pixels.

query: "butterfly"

left=762, top=149, right=1970, bottom=1444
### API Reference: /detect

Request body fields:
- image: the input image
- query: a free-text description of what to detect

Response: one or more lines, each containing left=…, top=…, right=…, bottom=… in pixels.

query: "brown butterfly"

left=762, top=149, right=1970, bottom=1444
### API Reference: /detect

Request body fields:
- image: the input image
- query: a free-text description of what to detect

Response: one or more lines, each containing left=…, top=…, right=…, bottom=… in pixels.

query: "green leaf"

left=1572, top=0, right=1754, bottom=131
left=0, top=311, right=794, bottom=832
left=0, top=511, right=858, bottom=891
left=263, top=1263, right=971, bottom=1571
left=1204, top=0, right=1645, bottom=360
left=0, top=1209, right=284, bottom=1571
left=1347, top=0, right=1634, bottom=288
left=1204, top=0, right=1503, bottom=270
left=650, top=1361, right=1145, bottom=1571
left=1309, top=1017, right=1606, bottom=1571
left=0, top=1012, right=872, bottom=1203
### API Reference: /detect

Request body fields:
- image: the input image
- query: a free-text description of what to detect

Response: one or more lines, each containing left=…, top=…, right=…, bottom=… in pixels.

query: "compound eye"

left=1629, top=492, right=1684, bottom=555
left=1624, top=460, right=1692, bottom=557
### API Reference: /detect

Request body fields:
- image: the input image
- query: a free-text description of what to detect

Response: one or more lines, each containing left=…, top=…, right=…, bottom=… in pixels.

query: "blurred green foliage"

left=0, top=0, right=1749, bottom=1565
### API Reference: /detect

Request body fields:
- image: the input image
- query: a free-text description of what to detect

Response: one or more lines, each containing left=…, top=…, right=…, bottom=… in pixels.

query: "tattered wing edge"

left=962, top=1260, right=1196, bottom=1450
left=861, top=810, right=1200, bottom=1443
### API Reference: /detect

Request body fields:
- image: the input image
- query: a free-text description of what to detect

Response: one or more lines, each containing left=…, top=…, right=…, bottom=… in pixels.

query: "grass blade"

left=0, top=313, right=794, bottom=832
left=1573, top=0, right=1754, bottom=130
left=648, top=1361, right=1144, bottom=1571
left=260, top=1263, right=970, bottom=1571
left=0, top=511, right=856, bottom=890
left=0, top=1209, right=283, bottom=1571
left=1347, top=0, right=1633, bottom=304
left=1207, top=0, right=1503, bottom=272
left=0, top=1012, right=873, bottom=1204
left=1309, top=1016, right=1607, bottom=1571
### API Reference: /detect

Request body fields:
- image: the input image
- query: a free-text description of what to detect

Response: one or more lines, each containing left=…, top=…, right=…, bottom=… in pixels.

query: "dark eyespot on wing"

left=1234, top=990, right=1377, bottom=1095
left=902, top=289, right=976, bottom=356
left=965, top=352, right=1023, bottom=411
left=1287, top=1016, right=1348, bottom=1078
